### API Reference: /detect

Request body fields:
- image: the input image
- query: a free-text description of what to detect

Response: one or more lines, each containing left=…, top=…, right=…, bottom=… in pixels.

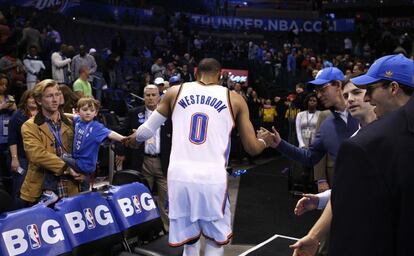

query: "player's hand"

left=290, top=235, right=320, bottom=256
left=270, top=126, right=282, bottom=148
left=257, top=127, right=275, bottom=147
left=294, top=194, right=319, bottom=216
left=122, top=133, right=138, bottom=148
left=317, top=181, right=330, bottom=193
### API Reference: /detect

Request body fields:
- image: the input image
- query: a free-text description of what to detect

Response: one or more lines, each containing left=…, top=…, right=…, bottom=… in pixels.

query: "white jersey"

left=168, top=82, right=234, bottom=221
left=169, top=82, right=234, bottom=185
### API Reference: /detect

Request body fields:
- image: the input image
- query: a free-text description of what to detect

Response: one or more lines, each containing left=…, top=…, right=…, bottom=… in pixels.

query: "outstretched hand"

left=122, top=133, right=140, bottom=149
left=271, top=126, right=282, bottom=148
left=257, top=127, right=276, bottom=148
left=290, top=235, right=320, bottom=256
left=294, top=194, right=319, bottom=216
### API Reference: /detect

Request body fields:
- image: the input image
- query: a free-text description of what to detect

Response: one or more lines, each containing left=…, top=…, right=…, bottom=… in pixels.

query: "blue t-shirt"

left=72, top=115, right=111, bottom=173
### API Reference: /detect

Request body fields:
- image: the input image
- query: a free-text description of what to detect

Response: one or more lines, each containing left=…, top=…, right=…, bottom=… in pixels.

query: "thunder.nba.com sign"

left=190, top=15, right=355, bottom=33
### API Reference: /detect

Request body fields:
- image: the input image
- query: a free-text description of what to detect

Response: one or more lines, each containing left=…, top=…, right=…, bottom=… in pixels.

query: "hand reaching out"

left=271, top=126, right=282, bottom=148
left=122, top=133, right=140, bottom=149
left=257, top=127, right=276, bottom=147
left=290, top=235, right=320, bottom=256
left=294, top=194, right=320, bottom=216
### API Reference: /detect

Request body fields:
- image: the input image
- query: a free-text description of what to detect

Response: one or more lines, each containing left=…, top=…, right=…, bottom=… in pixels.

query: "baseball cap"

left=308, top=67, right=345, bottom=85
left=154, top=77, right=165, bottom=85
left=89, top=48, right=96, bottom=54
left=351, top=54, right=414, bottom=88
left=169, top=75, right=181, bottom=84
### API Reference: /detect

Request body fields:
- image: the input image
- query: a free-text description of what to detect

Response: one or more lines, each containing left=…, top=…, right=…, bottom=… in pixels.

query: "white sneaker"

left=39, top=191, right=59, bottom=206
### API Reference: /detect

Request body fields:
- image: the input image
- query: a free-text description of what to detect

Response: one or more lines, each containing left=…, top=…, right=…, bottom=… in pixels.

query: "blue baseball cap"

left=308, top=67, right=345, bottom=85
left=169, top=75, right=181, bottom=84
left=351, top=54, right=414, bottom=88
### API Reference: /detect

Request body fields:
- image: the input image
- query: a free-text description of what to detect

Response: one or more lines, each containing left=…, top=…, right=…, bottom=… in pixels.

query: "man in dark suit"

left=290, top=54, right=414, bottom=256
left=116, top=84, right=172, bottom=231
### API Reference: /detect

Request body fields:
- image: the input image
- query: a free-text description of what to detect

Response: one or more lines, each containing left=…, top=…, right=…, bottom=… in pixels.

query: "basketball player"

left=124, top=58, right=274, bottom=256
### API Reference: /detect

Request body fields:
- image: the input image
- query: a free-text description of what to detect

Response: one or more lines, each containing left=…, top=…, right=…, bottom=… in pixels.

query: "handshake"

left=120, top=131, right=140, bottom=149
left=256, top=126, right=281, bottom=148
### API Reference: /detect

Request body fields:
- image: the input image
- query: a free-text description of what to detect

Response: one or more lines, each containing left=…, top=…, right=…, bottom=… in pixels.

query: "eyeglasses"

left=313, top=83, right=331, bottom=94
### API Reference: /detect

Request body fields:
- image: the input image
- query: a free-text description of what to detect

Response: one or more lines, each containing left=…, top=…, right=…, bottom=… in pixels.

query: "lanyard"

left=74, top=121, right=93, bottom=149
left=47, top=121, right=65, bottom=149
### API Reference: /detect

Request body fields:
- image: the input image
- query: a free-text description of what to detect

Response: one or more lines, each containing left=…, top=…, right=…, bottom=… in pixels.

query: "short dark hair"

left=379, top=80, right=414, bottom=96
left=342, top=72, right=365, bottom=90
left=196, top=58, right=221, bottom=77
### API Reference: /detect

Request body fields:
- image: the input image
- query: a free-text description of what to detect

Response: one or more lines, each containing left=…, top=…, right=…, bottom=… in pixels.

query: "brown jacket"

left=20, top=112, right=80, bottom=202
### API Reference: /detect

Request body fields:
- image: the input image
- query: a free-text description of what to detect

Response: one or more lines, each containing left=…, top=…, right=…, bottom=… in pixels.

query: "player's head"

left=77, top=96, right=100, bottom=122
left=195, top=58, right=222, bottom=82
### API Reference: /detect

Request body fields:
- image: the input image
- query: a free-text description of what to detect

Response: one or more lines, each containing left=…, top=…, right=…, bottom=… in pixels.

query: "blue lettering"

left=196, top=95, right=200, bottom=104
left=184, top=96, right=190, bottom=105
left=210, top=98, right=217, bottom=106
left=200, top=96, right=205, bottom=104
left=190, top=95, right=195, bottom=104
left=177, top=99, right=188, bottom=109
left=214, top=100, right=223, bottom=109
left=217, top=104, right=227, bottom=113
left=205, top=96, right=212, bottom=105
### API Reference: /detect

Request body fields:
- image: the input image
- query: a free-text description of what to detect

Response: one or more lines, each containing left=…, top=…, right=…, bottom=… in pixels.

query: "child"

left=40, top=96, right=125, bottom=205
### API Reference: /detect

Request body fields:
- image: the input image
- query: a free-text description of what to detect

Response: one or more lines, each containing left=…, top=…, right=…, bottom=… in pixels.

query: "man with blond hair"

left=20, top=79, right=83, bottom=206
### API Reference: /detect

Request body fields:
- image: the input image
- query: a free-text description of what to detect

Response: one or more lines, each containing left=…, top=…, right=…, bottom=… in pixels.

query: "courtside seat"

left=105, top=183, right=182, bottom=256
left=54, top=192, right=124, bottom=256
left=111, top=169, right=150, bottom=189
left=0, top=204, right=72, bottom=256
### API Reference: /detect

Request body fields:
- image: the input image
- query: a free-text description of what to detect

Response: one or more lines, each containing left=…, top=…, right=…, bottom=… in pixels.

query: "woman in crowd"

left=8, top=89, right=37, bottom=200
left=0, top=74, right=16, bottom=194
left=295, top=93, right=320, bottom=148
left=59, top=84, right=79, bottom=113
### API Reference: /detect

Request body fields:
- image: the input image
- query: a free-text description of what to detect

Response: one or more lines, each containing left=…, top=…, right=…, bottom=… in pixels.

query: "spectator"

left=18, top=20, right=42, bottom=53
left=8, top=89, right=37, bottom=200
left=71, top=44, right=97, bottom=81
left=73, top=66, right=93, bottom=98
left=151, top=58, right=166, bottom=78
left=0, top=74, right=16, bottom=194
left=59, top=84, right=79, bottom=113
left=23, top=45, right=45, bottom=90
left=0, top=50, right=26, bottom=100
left=51, top=44, right=71, bottom=85
left=20, top=79, right=83, bottom=206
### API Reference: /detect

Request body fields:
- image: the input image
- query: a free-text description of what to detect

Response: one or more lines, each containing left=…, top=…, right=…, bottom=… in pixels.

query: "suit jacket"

left=330, top=96, right=414, bottom=256
left=119, top=106, right=172, bottom=175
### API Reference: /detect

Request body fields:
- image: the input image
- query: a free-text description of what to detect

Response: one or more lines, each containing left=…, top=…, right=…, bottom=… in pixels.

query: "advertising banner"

left=189, top=15, right=354, bottom=33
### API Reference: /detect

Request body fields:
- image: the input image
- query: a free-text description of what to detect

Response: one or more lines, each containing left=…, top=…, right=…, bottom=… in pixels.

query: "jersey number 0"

left=189, top=113, right=209, bottom=144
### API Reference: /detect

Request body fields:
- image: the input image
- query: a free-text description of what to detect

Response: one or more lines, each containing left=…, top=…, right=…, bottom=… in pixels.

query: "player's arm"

left=131, top=86, right=179, bottom=143
left=232, top=91, right=270, bottom=155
